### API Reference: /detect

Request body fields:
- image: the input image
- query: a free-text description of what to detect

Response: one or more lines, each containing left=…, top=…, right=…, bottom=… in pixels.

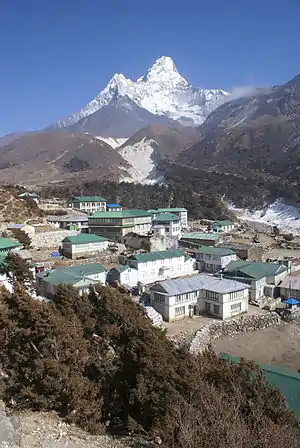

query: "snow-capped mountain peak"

left=137, top=56, right=187, bottom=86
left=55, top=56, right=228, bottom=128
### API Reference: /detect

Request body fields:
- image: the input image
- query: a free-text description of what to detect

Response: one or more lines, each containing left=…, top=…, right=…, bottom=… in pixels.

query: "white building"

left=70, top=196, right=107, bottom=213
left=0, top=238, right=22, bottom=253
left=155, top=208, right=188, bottom=228
left=61, top=233, right=109, bottom=259
left=195, top=246, right=237, bottom=273
left=47, top=215, right=89, bottom=231
left=212, top=220, right=235, bottom=233
left=222, top=260, right=289, bottom=301
left=279, top=275, right=300, bottom=300
left=152, top=213, right=181, bottom=237
left=108, top=249, right=197, bottom=287
left=36, top=263, right=107, bottom=298
left=150, top=274, right=249, bottom=322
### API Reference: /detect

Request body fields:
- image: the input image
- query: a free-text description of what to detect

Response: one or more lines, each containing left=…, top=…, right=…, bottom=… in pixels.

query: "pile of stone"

left=190, top=312, right=281, bottom=355
left=143, top=306, right=164, bottom=328
left=31, top=230, right=79, bottom=248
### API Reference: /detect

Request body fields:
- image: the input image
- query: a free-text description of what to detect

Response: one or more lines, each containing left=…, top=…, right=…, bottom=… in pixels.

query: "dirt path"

left=214, top=323, right=300, bottom=371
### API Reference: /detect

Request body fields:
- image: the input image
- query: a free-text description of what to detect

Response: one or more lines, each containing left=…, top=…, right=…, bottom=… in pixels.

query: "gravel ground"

left=0, top=407, right=156, bottom=448
left=213, top=323, right=300, bottom=371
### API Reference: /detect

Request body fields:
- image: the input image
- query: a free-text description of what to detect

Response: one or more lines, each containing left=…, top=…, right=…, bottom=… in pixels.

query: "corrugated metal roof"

left=157, top=208, right=187, bottom=212
left=213, top=220, right=234, bottom=227
left=36, top=263, right=106, bottom=286
left=150, top=274, right=249, bottom=296
left=182, top=232, right=220, bottom=241
left=72, top=196, right=107, bottom=202
left=47, top=215, right=88, bottom=223
left=128, top=249, right=184, bottom=263
left=196, top=246, right=235, bottom=256
left=107, top=203, right=121, bottom=207
left=62, top=233, right=108, bottom=244
left=89, top=210, right=151, bottom=219
left=153, top=213, right=180, bottom=222
left=224, top=260, right=287, bottom=281
left=0, top=238, right=21, bottom=250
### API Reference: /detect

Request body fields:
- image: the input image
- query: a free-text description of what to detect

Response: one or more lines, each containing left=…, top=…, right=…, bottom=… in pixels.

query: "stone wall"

left=31, top=230, right=79, bottom=248
left=189, top=312, right=281, bottom=355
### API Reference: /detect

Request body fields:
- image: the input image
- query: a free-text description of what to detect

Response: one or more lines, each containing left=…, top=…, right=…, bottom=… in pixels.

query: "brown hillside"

left=0, top=131, right=131, bottom=184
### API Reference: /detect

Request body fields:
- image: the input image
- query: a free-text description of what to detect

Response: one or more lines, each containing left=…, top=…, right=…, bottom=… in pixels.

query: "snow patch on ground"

left=118, top=138, right=162, bottom=184
left=95, top=136, right=128, bottom=148
left=229, top=199, right=300, bottom=235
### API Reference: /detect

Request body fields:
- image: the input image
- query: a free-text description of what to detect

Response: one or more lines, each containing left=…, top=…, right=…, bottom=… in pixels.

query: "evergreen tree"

left=0, top=252, right=33, bottom=285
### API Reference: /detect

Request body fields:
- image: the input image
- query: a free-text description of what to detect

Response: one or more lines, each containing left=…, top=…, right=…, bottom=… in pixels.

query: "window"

left=230, top=291, right=241, bottom=299
left=153, top=292, right=165, bottom=304
left=205, top=290, right=218, bottom=301
left=213, top=305, right=220, bottom=315
left=231, top=303, right=241, bottom=312
left=205, top=302, right=211, bottom=312
left=175, top=306, right=185, bottom=316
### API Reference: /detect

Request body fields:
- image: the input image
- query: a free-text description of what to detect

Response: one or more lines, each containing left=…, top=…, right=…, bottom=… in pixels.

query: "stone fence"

left=189, top=312, right=281, bottom=355
left=31, top=230, right=79, bottom=248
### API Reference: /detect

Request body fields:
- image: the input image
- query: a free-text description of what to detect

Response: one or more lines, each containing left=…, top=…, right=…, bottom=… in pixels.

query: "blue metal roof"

left=283, top=298, right=300, bottom=305
left=107, top=203, right=121, bottom=207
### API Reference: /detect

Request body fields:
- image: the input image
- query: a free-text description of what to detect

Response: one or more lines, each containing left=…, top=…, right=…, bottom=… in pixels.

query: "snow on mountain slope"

left=229, top=199, right=300, bottom=235
left=95, top=136, right=128, bottom=148
left=56, top=56, right=228, bottom=128
left=118, top=137, right=160, bottom=184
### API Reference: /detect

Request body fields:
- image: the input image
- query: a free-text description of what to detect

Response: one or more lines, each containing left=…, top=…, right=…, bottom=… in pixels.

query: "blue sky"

left=1, top=0, right=299, bottom=135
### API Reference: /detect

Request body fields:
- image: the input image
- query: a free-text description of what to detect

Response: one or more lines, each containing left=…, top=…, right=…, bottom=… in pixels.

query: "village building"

left=212, top=220, right=235, bottom=233
left=150, top=274, right=249, bottom=322
left=217, top=242, right=263, bottom=261
left=47, top=215, right=89, bottom=231
left=152, top=213, right=181, bottom=237
left=195, top=246, right=237, bottom=273
left=180, top=232, right=221, bottom=248
left=279, top=275, right=300, bottom=300
left=0, top=238, right=22, bottom=253
left=70, top=196, right=107, bottom=213
left=61, top=233, right=109, bottom=259
left=88, top=210, right=152, bottom=241
left=107, top=249, right=197, bottom=287
left=36, top=263, right=107, bottom=298
left=156, top=208, right=188, bottom=228
left=7, top=223, right=36, bottom=238
left=18, top=191, right=40, bottom=204
left=222, top=260, right=288, bottom=301
left=39, top=198, right=67, bottom=211
left=107, top=203, right=122, bottom=211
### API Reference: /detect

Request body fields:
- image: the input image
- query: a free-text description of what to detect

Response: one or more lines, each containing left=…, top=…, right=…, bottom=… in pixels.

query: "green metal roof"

left=220, top=353, right=300, bottom=419
left=196, top=246, right=236, bottom=256
left=89, top=210, right=152, bottom=219
left=157, top=207, right=187, bottom=212
left=153, top=213, right=180, bottom=222
left=128, top=249, right=184, bottom=263
left=182, top=232, right=220, bottom=241
left=0, top=238, right=22, bottom=250
left=111, top=264, right=130, bottom=274
left=62, top=233, right=108, bottom=244
left=213, top=220, right=234, bottom=227
left=223, top=260, right=287, bottom=281
left=72, top=196, right=107, bottom=202
left=36, top=263, right=106, bottom=286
